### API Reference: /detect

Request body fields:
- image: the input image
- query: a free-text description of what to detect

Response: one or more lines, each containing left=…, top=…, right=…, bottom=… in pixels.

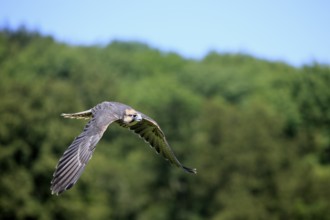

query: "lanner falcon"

left=51, top=101, right=197, bottom=195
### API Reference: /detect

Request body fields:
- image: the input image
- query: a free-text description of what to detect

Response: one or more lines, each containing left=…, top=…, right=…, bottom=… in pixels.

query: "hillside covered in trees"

left=1, top=28, right=330, bottom=220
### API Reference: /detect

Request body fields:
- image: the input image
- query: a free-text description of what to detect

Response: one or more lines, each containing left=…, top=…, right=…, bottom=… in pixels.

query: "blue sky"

left=1, top=0, right=329, bottom=66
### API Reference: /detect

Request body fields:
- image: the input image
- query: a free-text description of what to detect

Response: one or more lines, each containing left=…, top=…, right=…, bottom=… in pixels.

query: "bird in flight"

left=51, top=101, right=197, bottom=195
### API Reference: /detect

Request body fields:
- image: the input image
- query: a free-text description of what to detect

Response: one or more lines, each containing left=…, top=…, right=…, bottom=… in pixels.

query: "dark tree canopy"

left=1, top=28, right=330, bottom=220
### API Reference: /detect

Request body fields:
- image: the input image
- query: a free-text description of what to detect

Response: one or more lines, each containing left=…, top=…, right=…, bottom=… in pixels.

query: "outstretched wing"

left=120, top=114, right=197, bottom=174
left=51, top=108, right=118, bottom=195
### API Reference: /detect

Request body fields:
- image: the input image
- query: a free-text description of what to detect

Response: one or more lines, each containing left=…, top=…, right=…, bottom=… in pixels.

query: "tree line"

left=0, top=27, right=330, bottom=220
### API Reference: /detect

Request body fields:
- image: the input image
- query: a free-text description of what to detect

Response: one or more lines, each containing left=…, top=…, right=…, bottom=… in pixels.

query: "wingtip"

left=183, top=166, right=197, bottom=174
left=51, top=187, right=64, bottom=196
left=50, top=188, right=58, bottom=196
left=60, top=113, right=70, bottom=118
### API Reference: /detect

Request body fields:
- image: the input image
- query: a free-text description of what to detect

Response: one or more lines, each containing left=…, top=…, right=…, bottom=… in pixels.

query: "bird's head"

left=123, top=109, right=142, bottom=125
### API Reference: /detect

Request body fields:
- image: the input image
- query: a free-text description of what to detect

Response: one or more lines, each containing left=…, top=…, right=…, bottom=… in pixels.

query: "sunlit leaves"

left=1, top=29, right=330, bottom=220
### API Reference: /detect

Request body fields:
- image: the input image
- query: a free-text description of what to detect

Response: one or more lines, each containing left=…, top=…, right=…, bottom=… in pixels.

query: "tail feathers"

left=61, top=109, right=92, bottom=120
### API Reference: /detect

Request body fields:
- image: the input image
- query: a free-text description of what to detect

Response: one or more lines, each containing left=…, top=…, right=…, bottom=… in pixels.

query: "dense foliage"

left=1, top=28, right=330, bottom=220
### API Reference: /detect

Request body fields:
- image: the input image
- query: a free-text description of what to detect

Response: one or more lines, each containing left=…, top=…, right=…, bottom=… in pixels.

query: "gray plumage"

left=51, top=101, right=197, bottom=195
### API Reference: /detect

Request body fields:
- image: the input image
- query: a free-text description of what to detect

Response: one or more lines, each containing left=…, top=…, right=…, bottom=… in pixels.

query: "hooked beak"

left=135, top=113, right=142, bottom=122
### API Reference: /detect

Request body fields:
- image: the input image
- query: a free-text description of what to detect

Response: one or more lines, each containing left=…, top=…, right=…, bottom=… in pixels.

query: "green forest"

left=1, top=28, right=330, bottom=220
